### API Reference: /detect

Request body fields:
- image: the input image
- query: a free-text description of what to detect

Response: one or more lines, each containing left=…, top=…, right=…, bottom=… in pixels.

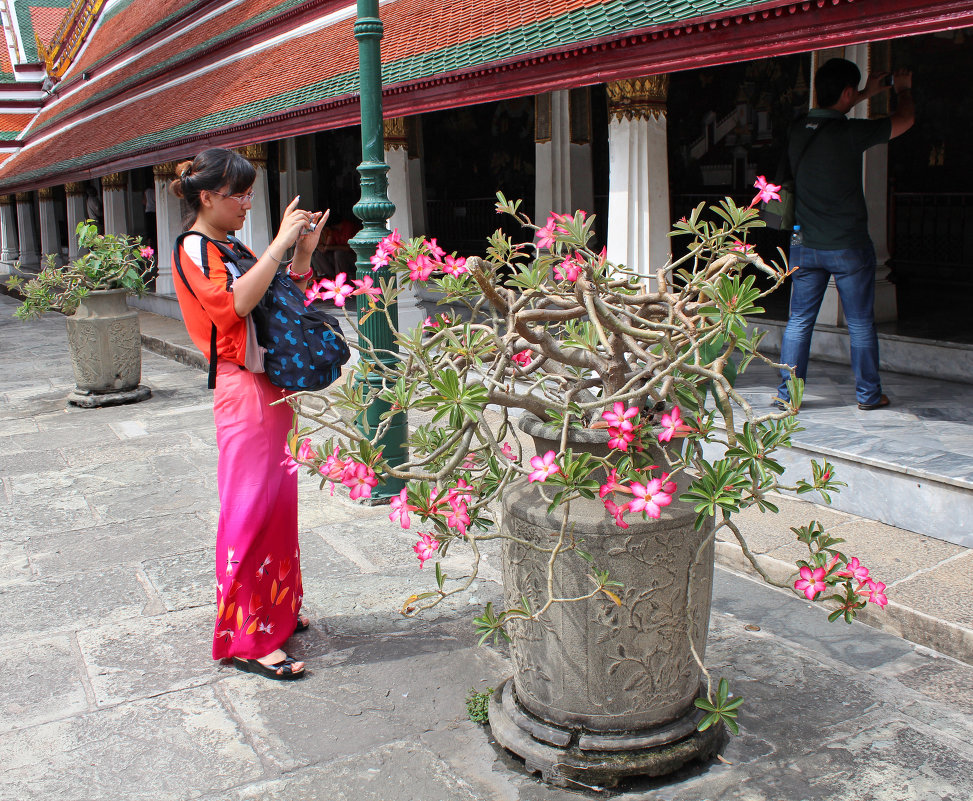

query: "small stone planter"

left=65, top=289, right=151, bottom=407
left=489, top=413, right=722, bottom=787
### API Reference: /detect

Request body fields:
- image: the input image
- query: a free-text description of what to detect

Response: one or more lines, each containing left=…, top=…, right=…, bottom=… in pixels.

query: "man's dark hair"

left=815, top=58, right=861, bottom=108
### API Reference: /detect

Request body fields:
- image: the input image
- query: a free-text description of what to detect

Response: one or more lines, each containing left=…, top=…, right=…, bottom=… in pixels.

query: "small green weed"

left=465, top=686, right=493, bottom=724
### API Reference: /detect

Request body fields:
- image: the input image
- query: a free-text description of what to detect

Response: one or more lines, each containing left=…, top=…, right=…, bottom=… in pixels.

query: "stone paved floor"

left=2, top=296, right=973, bottom=801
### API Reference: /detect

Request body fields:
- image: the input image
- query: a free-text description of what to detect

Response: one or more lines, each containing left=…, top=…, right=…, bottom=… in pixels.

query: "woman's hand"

left=272, top=196, right=314, bottom=254
left=294, top=209, right=330, bottom=258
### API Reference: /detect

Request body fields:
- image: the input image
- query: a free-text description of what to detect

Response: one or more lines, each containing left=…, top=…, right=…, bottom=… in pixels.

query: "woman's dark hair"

left=815, top=58, right=861, bottom=109
left=169, top=147, right=256, bottom=227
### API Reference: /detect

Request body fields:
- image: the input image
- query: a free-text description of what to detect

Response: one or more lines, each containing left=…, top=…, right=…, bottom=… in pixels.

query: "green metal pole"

left=350, top=0, right=406, bottom=498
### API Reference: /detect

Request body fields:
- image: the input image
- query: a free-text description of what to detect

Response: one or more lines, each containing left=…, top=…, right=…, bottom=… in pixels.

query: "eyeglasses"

left=211, top=190, right=255, bottom=205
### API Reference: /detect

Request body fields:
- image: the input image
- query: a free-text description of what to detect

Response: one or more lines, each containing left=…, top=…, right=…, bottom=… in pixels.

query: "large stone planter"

left=65, top=289, right=151, bottom=407
left=489, top=413, right=722, bottom=787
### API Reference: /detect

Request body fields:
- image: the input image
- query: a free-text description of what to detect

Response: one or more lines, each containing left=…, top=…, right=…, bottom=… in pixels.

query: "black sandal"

left=233, top=655, right=305, bottom=681
left=294, top=615, right=310, bottom=633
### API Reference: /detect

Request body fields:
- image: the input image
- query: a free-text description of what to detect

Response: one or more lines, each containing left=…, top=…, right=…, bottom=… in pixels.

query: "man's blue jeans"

left=777, top=244, right=882, bottom=406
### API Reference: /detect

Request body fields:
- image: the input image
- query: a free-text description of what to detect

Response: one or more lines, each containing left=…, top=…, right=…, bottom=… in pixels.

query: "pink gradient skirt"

left=211, top=360, right=303, bottom=660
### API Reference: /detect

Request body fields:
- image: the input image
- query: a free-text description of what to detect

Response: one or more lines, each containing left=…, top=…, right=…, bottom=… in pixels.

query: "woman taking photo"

left=170, top=147, right=327, bottom=680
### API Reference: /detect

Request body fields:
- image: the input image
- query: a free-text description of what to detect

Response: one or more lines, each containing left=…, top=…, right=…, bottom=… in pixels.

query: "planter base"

left=68, top=385, right=152, bottom=408
left=488, top=678, right=724, bottom=789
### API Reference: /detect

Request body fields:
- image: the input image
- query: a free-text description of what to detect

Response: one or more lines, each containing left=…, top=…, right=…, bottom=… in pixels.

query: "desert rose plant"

left=284, top=179, right=888, bottom=730
left=10, top=220, right=153, bottom=319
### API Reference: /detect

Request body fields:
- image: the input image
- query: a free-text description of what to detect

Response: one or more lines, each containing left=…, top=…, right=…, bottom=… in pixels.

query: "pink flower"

left=425, top=238, right=446, bottom=260
left=139, top=246, right=155, bottom=259
left=731, top=241, right=755, bottom=255
left=443, top=254, right=468, bottom=275
left=370, top=250, right=390, bottom=270
left=751, top=175, right=782, bottom=207
left=604, top=498, right=630, bottom=529
left=413, top=532, right=440, bottom=568
left=602, top=402, right=640, bottom=428
left=657, top=406, right=691, bottom=443
left=628, top=477, right=675, bottom=519
left=511, top=349, right=532, bottom=367
left=554, top=210, right=585, bottom=235
left=407, top=253, right=436, bottom=282
left=607, top=428, right=635, bottom=451
left=341, top=461, right=379, bottom=500
left=423, top=314, right=450, bottom=329
left=527, top=451, right=559, bottom=483
left=281, top=438, right=313, bottom=474
left=446, top=502, right=471, bottom=535
left=447, top=479, right=474, bottom=508
left=352, top=274, right=382, bottom=301
left=599, top=468, right=626, bottom=499
left=862, top=579, right=888, bottom=608
left=309, top=273, right=355, bottom=307
left=501, top=442, right=514, bottom=458
left=838, top=557, right=870, bottom=583
left=553, top=255, right=584, bottom=282
left=794, top=566, right=827, bottom=600
left=320, top=446, right=346, bottom=480
left=389, top=488, right=414, bottom=529
left=536, top=215, right=560, bottom=250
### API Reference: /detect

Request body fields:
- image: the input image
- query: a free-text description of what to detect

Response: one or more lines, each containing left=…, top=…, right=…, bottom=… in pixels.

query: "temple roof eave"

left=1, top=0, right=972, bottom=193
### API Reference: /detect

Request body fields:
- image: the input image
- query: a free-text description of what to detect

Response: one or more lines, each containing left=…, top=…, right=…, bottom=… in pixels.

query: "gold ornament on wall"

left=101, top=173, right=128, bottom=191
left=237, top=143, right=268, bottom=167
left=38, top=187, right=55, bottom=200
left=152, top=162, right=178, bottom=181
left=384, top=117, right=408, bottom=152
left=606, top=75, right=670, bottom=122
left=65, top=182, right=86, bottom=197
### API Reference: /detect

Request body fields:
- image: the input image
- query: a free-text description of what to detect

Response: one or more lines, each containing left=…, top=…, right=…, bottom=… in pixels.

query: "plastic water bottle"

left=790, top=225, right=802, bottom=248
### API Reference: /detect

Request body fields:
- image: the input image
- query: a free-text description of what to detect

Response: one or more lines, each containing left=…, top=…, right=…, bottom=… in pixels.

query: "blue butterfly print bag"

left=174, top=232, right=350, bottom=391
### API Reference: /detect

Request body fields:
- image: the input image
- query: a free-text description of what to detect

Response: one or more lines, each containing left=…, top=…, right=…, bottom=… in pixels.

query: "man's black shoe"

left=858, top=394, right=890, bottom=411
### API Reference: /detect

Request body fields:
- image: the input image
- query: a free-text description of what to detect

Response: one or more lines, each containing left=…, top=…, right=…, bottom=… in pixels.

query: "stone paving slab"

left=0, top=686, right=264, bottom=801
left=0, top=564, right=150, bottom=645
left=26, top=514, right=215, bottom=578
left=77, top=605, right=218, bottom=707
left=890, top=551, right=973, bottom=630
left=0, top=633, right=89, bottom=734
left=202, top=740, right=480, bottom=801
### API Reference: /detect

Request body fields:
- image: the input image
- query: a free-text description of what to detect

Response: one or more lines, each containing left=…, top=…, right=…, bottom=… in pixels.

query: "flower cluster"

left=795, top=555, right=888, bottom=609
left=369, top=229, right=467, bottom=281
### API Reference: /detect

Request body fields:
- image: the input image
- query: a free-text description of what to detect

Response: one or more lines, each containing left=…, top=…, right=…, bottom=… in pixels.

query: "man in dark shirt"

left=776, top=58, right=914, bottom=411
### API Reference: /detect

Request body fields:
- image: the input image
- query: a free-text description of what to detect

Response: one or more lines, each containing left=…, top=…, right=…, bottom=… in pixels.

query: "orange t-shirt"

left=172, top=234, right=249, bottom=368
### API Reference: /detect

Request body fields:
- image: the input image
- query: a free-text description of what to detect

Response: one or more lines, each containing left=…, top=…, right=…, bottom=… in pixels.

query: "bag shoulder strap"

left=171, top=230, right=225, bottom=390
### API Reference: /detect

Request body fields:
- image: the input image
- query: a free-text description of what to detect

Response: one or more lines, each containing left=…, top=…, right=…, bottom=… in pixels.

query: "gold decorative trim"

left=101, top=172, right=127, bottom=191
left=15, top=192, right=33, bottom=203
left=37, top=0, right=107, bottom=80
left=237, top=143, right=268, bottom=166
left=38, top=187, right=55, bottom=200
left=384, top=117, right=408, bottom=151
left=606, top=76, right=670, bottom=122
left=0, top=194, right=14, bottom=206
left=152, top=162, right=178, bottom=180
left=535, top=93, right=552, bottom=143
left=65, top=182, right=86, bottom=197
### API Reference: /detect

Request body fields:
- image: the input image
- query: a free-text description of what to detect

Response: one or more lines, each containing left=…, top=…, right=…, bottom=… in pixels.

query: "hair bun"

left=175, top=159, right=194, bottom=181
